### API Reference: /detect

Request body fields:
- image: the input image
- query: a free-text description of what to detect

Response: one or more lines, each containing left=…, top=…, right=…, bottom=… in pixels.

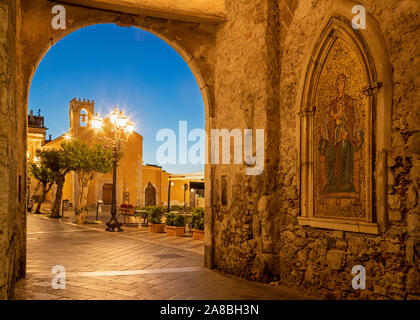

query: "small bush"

left=170, top=205, right=184, bottom=212
left=166, top=213, right=185, bottom=227
left=147, top=206, right=165, bottom=224
left=191, top=207, right=204, bottom=230
left=134, top=206, right=148, bottom=219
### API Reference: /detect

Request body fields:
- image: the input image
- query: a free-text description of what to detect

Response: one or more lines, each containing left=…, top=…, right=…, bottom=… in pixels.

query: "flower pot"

left=120, top=208, right=134, bottom=215
left=148, top=223, right=165, bottom=233
left=166, top=226, right=185, bottom=236
left=192, top=229, right=204, bottom=241
left=123, top=214, right=139, bottom=227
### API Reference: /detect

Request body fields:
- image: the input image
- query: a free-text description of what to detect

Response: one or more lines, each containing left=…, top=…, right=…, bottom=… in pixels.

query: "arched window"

left=145, top=182, right=157, bottom=206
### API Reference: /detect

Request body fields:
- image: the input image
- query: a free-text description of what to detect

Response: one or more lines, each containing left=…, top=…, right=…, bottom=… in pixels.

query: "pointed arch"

left=80, top=109, right=88, bottom=127
left=297, top=10, right=391, bottom=234
left=144, top=182, right=157, bottom=206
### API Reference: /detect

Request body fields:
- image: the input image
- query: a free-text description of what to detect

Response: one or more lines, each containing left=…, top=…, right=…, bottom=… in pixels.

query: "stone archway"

left=12, top=0, right=219, bottom=289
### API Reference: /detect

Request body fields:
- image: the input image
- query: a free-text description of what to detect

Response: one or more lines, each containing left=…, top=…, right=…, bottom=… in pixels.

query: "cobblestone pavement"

left=15, top=214, right=311, bottom=300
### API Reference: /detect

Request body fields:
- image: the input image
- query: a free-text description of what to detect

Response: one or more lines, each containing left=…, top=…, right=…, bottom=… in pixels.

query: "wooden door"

left=102, top=184, right=113, bottom=205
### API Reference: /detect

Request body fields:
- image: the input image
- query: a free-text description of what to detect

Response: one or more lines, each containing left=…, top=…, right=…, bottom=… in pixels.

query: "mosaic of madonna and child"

left=314, top=39, right=369, bottom=219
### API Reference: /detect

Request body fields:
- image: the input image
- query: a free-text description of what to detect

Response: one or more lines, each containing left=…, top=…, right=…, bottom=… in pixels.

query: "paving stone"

left=15, top=214, right=310, bottom=300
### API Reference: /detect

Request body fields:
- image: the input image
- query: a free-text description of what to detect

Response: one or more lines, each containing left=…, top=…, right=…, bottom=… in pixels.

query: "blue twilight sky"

left=29, top=24, right=205, bottom=175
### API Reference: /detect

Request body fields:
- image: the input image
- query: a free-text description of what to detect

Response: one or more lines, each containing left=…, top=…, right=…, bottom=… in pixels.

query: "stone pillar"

left=0, top=0, right=25, bottom=300
left=362, top=82, right=385, bottom=229
left=299, top=107, right=315, bottom=218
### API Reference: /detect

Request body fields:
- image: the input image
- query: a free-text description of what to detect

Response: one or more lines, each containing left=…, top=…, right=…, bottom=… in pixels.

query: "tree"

left=63, top=140, right=112, bottom=217
left=36, top=147, right=74, bottom=218
left=29, top=160, right=55, bottom=214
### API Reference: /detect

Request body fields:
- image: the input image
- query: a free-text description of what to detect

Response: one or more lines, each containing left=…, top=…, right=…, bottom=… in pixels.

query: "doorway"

left=145, top=182, right=157, bottom=206
left=102, top=184, right=113, bottom=205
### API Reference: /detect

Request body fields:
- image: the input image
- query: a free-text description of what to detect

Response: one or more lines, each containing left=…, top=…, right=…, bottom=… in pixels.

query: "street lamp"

left=167, top=181, right=175, bottom=212
left=91, top=113, right=103, bottom=130
left=191, top=188, right=195, bottom=208
left=91, top=107, right=134, bottom=232
left=183, top=183, right=188, bottom=210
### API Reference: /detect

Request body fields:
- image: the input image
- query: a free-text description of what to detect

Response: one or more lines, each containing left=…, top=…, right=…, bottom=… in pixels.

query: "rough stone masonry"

left=211, top=0, right=420, bottom=300
left=0, top=0, right=419, bottom=300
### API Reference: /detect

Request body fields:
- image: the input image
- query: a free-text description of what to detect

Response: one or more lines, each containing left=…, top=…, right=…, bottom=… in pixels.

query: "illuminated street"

left=15, top=214, right=309, bottom=300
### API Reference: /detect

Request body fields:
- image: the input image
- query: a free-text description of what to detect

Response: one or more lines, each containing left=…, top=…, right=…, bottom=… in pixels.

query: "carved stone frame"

left=297, top=7, right=392, bottom=235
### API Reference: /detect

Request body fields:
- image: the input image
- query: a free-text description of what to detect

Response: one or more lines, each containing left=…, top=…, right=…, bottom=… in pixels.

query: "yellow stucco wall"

left=169, top=179, right=190, bottom=206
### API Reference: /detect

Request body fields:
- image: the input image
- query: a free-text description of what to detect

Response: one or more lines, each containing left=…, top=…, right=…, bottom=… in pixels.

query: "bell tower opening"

left=69, top=98, right=95, bottom=136
left=80, top=109, right=88, bottom=127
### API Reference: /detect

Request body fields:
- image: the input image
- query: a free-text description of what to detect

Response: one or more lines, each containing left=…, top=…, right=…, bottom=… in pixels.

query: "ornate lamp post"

left=92, top=108, right=135, bottom=232
left=183, top=183, right=188, bottom=210
left=167, top=180, right=175, bottom=212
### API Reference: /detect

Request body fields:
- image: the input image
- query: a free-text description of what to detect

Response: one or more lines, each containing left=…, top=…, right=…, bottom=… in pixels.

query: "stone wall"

left=0, top=0, right=26, bottom=300
left=0, top=0, right=419, bottom=300
left=0, top=0, right=218, bottom=299
left=211, top=0, right=420, bottom=299
left=212, top=0, right=273, bottom=278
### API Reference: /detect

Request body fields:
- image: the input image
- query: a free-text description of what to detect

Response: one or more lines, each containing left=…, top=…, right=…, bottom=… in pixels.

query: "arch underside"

left=55, top=0, right=226, bottom=24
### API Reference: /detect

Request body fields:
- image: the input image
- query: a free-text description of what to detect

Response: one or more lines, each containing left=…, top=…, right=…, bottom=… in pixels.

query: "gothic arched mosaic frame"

left=298, top=16, right=382, bottom=234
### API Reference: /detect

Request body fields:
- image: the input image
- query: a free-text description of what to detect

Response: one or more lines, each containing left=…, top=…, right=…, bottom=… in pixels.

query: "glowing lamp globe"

left=116, top=111, right=128, bottom=129
left=126, top=121, right=135, bottom=134
left=92, top=113, right=103, bottom=130
left=110, top=107, right=119, bottom=125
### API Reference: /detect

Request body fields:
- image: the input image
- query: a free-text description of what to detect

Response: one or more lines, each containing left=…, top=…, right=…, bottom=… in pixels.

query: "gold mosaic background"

left=314, top=37, right=369, bottom=219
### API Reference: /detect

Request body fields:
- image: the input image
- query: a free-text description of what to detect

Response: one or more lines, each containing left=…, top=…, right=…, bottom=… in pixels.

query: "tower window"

left=80, top=109, right=88, bottom=127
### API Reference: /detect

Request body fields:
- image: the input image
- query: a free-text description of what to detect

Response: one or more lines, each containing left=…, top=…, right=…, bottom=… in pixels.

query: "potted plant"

left=170, top=205, right=183, bottom=213
left=165, top=212, right=185, bottom=236
left=191, top=207, right=204, bottom=240
left=147, top=206, right=165, bottom=233
left=134, top=206, right=148, bottom=227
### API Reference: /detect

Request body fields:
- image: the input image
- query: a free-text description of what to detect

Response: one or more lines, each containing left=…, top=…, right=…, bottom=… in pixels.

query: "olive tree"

left=63, top=140, right=112, bottom=217
left=36, top=147, right=74, bottom=218
left=29, top=160, right=55, bottom=214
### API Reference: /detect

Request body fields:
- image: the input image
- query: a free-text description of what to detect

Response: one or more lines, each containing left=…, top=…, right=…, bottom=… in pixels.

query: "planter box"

left=166, top=226, right=185, bottom=236
left=123, top=214, right=139, bottom=227
left=148, top=223, right=165, bottom=233
left=192, top=229, right=204, bottom=240
left=120, top=208, right=134, bottom=215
